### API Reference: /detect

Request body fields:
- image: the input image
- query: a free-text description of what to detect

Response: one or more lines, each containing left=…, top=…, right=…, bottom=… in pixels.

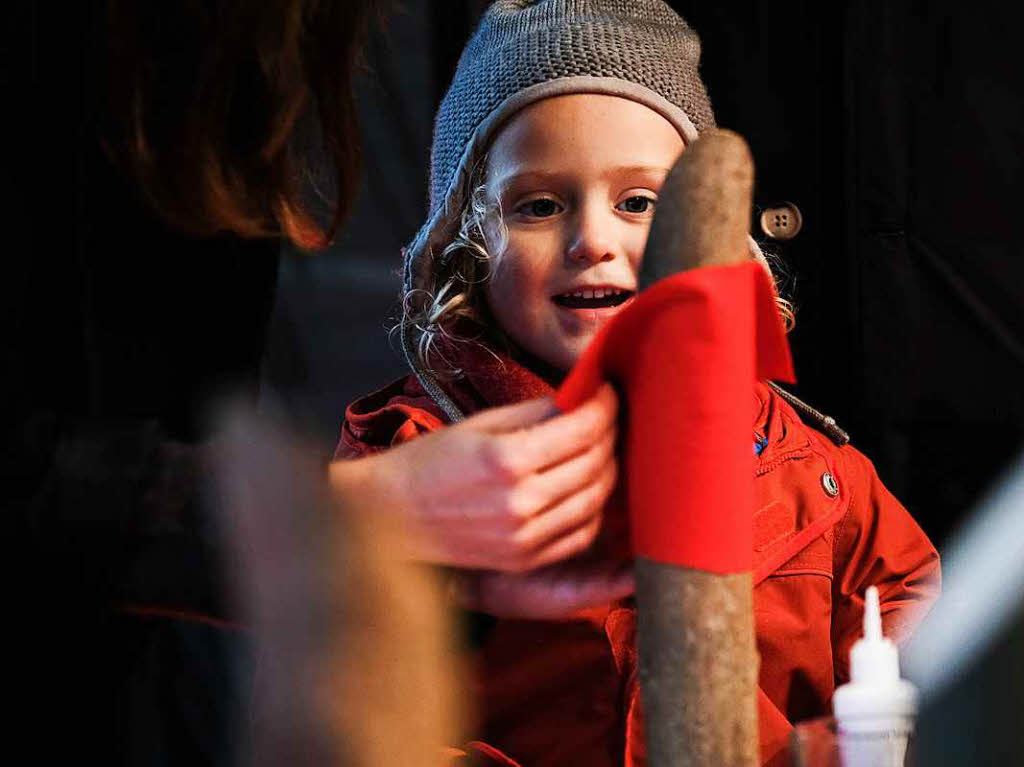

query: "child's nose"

left=566, top=212, right=618, bottom=265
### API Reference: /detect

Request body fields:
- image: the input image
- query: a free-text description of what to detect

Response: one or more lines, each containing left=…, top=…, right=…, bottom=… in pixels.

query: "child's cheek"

left=634, top=223, right=656, bottom=270
left=485, top=254, right=531, bottom=328
left=493, top=245, right=548, bottom=296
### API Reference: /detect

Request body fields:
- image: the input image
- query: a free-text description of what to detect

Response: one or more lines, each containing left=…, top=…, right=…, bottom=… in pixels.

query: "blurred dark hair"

left=102, top=0, right=383, bottom=250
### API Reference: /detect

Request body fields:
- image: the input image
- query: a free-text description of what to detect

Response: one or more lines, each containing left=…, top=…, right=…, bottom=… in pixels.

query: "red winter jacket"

left=336, top=356, right=940, bottom=767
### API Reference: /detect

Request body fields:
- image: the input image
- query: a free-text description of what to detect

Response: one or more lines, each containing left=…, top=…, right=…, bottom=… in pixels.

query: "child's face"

left=483, top=94, right=684, bottom=372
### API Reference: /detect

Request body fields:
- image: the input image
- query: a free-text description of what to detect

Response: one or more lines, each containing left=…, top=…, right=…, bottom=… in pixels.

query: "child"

left=336, top=2, right=940, bottom=765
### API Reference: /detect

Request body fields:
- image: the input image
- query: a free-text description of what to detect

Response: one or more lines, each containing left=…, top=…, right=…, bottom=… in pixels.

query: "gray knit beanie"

left=403, top=0, right=716, bottom=295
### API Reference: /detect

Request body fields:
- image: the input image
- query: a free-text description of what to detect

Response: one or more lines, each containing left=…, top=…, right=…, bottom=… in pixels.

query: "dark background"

left=266, top=0, right=1024, bottom=550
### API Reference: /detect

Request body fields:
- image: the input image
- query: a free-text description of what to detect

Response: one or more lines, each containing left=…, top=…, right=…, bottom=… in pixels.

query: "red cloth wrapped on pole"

left=556, top=128, right=793, bottom=766
left=555, top=260, right=794, bottom=572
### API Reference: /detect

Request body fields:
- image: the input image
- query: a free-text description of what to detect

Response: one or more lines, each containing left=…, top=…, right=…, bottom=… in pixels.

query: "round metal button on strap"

left=759, top=202, right=803, bottom=241
left=821, top=472, right=839, bottom=497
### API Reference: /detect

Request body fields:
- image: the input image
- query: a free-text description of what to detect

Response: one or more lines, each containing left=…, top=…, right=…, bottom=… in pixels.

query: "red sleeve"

left=830, top=446, right=941, bottom=681
left=334, top=377, right=447, bottom=460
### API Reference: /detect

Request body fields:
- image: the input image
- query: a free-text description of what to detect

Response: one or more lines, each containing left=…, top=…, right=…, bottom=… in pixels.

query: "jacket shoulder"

left=335, top=376, right=448, bottom=459
left=759, top=383, right=884, bottom=508
left=754, top=384, right=900, bottom=569
left=755, top=385, right=940, bottom=639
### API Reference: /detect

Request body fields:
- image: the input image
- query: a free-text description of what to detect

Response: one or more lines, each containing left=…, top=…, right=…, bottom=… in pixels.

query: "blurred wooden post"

left=212, top=409, right=459, bottom=767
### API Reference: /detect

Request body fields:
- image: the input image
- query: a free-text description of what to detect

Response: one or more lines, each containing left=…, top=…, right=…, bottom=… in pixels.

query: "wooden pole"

left=634, top=129, right=760, bottom=767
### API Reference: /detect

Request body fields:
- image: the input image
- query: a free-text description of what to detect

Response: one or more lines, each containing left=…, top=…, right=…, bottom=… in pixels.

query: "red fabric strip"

left=555, top=263, right=794, bottom=573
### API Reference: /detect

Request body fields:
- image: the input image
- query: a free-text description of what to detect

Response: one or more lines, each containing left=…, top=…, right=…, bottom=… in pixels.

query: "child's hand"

left=335, top=384, right=618, bottom=572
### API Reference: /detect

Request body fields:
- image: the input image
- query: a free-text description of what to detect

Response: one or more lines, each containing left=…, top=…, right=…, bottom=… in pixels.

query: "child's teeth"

left=558, top=287, right=633, bottom=301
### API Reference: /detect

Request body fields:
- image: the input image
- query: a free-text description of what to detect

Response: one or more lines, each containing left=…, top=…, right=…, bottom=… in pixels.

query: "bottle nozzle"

left=863, top=585, right=883, bottom=642
left=833, top=585, right=919, bottom=748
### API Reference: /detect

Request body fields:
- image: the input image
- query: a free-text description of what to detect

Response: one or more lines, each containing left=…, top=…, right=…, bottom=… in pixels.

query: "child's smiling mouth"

left=551, top=285, right=636, bottom=323
left=552, top=286, right=634, bottom=309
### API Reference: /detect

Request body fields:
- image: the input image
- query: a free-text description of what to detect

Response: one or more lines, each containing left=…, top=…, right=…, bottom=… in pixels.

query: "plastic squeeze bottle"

left=832, top=586, right=919, bottom=767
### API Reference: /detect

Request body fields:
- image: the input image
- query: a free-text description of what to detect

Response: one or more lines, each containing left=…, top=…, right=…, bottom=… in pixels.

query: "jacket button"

left=821, top=472, right=840, bottom=497
left=759, top=202, right=803, bottom=241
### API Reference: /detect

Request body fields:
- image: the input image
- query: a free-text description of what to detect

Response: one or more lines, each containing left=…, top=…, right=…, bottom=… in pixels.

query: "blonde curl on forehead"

left=397, top=156, right=796, bottom=381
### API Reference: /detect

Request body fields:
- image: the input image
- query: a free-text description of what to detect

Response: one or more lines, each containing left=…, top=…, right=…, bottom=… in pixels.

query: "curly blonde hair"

left=398, top=161, right=796, bottom=380
left=397, top=159, right=506, bottom=379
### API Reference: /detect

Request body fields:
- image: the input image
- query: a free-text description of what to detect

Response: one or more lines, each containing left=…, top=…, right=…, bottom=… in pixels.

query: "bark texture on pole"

left=639, top=129, right=755, bottom=287
left=635, top=129, right=760, bottom=767
left=635, top=562, right=759, bottom=767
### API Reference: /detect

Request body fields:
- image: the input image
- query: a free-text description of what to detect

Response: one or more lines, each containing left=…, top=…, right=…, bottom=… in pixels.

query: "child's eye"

left=617, top=196, right=656, bottom=214
left=517, top=198, right=563, bottom=218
